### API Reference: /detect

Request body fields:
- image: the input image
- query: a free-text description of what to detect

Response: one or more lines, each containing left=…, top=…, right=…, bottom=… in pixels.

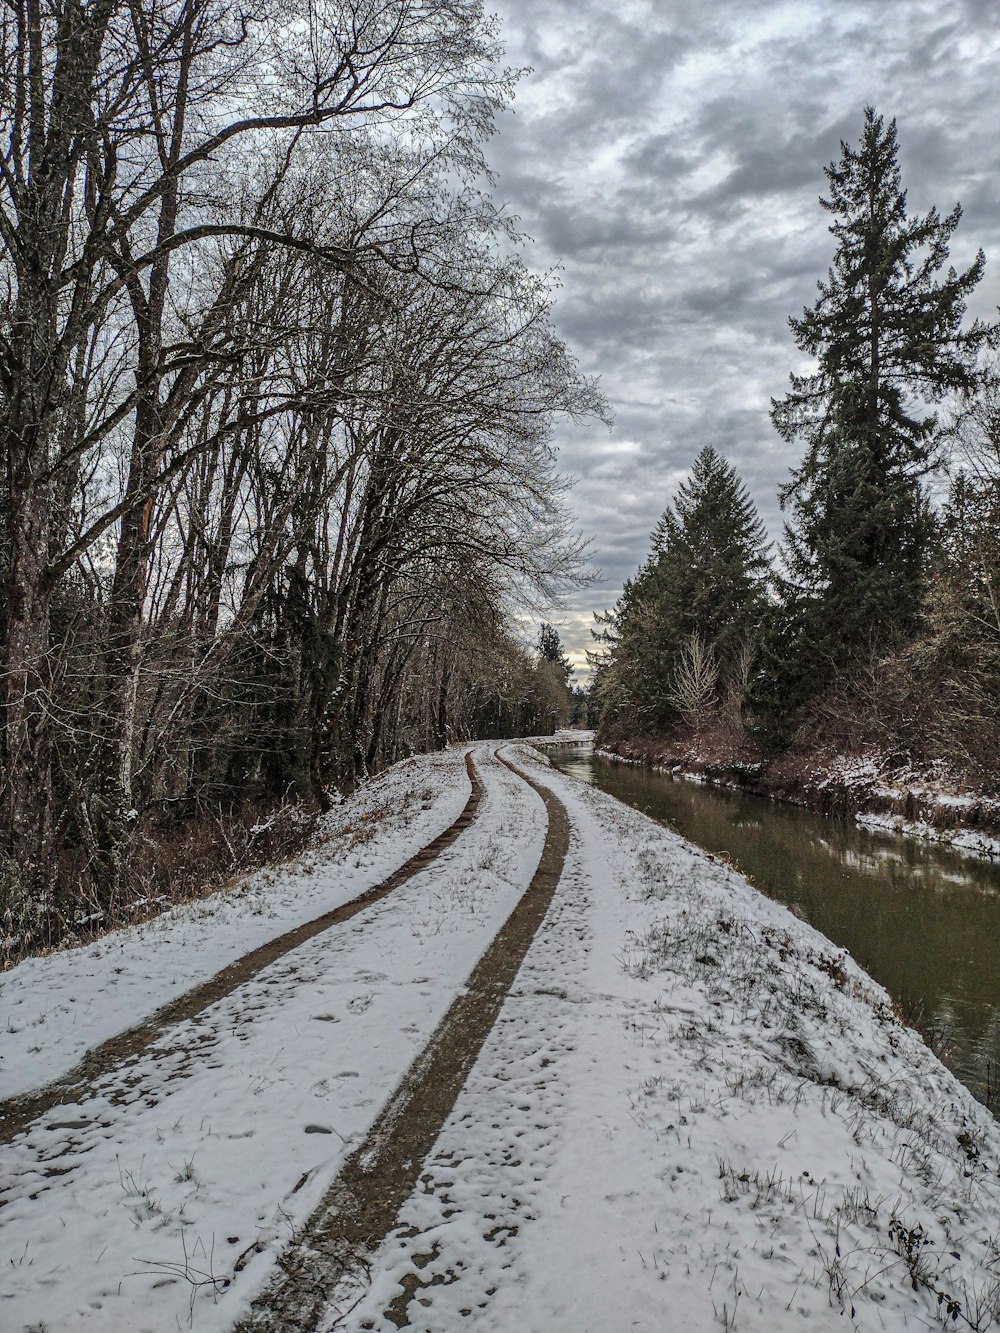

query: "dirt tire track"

left=0, top=751, right=484, bottom=1145
left=237, top=746, right=569, bottom=1333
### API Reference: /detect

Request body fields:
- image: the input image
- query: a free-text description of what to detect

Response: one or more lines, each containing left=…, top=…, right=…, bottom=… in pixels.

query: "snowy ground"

left=3, top=743, right=1000, bottom=1332
left=1, top=747, right=476, bottom=1100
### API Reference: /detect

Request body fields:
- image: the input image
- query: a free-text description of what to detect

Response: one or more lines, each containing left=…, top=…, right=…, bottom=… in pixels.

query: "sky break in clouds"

left=485, top=0, right=1000, bottom=672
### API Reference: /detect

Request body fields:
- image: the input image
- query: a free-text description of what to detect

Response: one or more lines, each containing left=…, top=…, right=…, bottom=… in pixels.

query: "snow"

left=1, top=747, right=549, bottom=1331
left=1, top=747, right=473, bottom=1099
left=332, top=747, right=1000, bottom=1333
left=3, top=742, right=1000, bottom=1333
left=856, top=811, right=1000, bottom=862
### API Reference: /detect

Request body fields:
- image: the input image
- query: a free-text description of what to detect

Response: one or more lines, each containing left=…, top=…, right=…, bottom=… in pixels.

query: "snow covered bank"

left=523, top=727, right=595, bottom=747
left=1, top=746, right=475, bottom=1100
left=599, top=738, right=1000, bottom=862
left=343, top=746, right=1000, bottom=1333
left=856, top=810, right=1000, bottom=859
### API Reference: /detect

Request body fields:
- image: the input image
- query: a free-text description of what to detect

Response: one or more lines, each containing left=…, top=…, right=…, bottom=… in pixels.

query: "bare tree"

left=1, top=0, right=516, bottom=896
left=669, top=634, right=719, bottom=735
left=0, top=1, right=609, bottom=951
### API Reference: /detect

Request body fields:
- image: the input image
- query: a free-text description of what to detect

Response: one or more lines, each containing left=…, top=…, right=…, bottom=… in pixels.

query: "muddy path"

left=0, top=752, right=484, bottom=1145
left=237, top=748, right=570, bottom=1333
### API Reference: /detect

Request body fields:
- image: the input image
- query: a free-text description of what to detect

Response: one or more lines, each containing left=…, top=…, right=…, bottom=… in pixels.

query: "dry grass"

left=1, top=796, right=321, bottom=969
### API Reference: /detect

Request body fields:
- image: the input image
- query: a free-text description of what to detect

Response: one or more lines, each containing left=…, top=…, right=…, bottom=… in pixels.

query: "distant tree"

left=952, top=354, right=1000, bottom=488
left=537, top=624, right=574, bottom=687
left=592, top=446, right=769, bottom=740
left=535, top=623, right=574, bottom=731
left=569, top=683, right=590, bottom=726
left=759, top=107, right=994, bottom=729
left=649, top=445, right=770, bottom=676
left=896, top=470, right=1000, bottom=782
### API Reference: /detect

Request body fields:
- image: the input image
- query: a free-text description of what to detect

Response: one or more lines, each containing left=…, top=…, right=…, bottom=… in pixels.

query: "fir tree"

left=537, top=623, right=574, bottom=687
left=761, top=107, right=994, bottom=726
left=649, top=445, right=770, bottom=671
left=593, top=446, right=769, bottom=738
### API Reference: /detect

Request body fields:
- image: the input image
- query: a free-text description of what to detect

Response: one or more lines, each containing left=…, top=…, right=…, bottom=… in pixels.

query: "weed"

left=131, top=1232, right=231, bottom=1325
left=172, top=1155, right=199, bottom=1184
left=116, top=1155, right=162, bottom=1223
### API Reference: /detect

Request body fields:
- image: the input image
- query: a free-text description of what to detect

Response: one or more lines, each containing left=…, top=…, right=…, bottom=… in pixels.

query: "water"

left=548, top=743, right=1000, bottom=1108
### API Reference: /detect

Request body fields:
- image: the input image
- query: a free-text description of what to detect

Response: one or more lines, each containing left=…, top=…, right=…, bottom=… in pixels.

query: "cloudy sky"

left=486, top=0, right=1000, bottom=672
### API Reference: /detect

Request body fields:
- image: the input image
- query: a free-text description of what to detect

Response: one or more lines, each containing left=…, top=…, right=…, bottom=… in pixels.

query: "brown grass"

left=2, top=796, right=321, bottom=970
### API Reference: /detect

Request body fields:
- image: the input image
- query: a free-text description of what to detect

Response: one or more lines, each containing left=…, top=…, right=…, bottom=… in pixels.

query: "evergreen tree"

left=912, top=471, right=1000, bottom=776
left=537, top=623, right=574, bottom=687
left=761, top=107, right=993, bottom=726
left=535, top=623, right=574, bottom=731
left=587, top=575, right=666, bottom=738
left=593, top=446, right=769, bottom=739
left=569, top=683, right=590, bottom=726
left=649, top=445, right=770, bottom=671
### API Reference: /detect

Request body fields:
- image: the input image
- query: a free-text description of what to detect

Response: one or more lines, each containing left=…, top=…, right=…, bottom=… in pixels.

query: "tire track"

left=237, top=747, right=570, bottom=1333
left=0, top=751, right=484, bottom=1145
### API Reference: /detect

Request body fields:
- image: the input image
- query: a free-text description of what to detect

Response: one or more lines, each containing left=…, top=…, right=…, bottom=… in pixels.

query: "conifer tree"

left=537, top=623, right=574, bottom=688
left=593, top=446, right=769, bottom=738
left=762, top=108, right=993, bottom=726
left=649, top=445, right=770, bottom=672
left=588, top=575, right=669, bottom=738
left=534, top=623, right=574, bottom=730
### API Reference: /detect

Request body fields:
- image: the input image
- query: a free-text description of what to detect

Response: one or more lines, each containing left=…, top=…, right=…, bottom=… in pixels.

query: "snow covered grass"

left=0, top=747, right=474, bottom=1100
left=340, top=745, right=1000, bottom=1333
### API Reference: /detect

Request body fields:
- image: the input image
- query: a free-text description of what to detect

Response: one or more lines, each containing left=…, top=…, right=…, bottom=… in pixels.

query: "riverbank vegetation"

left=592, top=109, right=1000, bottom=816
left=0, top=0, right=603, bottom=956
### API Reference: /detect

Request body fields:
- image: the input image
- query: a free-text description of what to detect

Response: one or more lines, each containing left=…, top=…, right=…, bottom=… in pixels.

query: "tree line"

left=0, top=0, right=603, bottom=954
left=592, top=109, right=999, bottom=785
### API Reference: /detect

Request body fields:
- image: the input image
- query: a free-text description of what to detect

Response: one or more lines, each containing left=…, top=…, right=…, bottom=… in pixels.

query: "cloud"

left=488, top=0, right=1000, bottom=671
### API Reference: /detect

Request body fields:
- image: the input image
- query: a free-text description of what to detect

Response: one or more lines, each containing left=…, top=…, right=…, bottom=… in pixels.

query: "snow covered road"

left=3, top=742, right=1000, bottom=1333
left=1, top=747, right=545, bottom=1331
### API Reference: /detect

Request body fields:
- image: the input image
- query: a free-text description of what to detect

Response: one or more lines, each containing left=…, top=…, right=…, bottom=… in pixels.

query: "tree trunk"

left=3, top=449, right=55, bottom=895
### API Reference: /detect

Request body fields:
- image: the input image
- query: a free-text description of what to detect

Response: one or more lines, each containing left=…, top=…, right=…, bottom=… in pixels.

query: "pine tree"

left=537, top=623, right=574, bottom=687
left=588, top=574, right=671, bottom=738
left=593, top=446, right=769, bottom=738
left=650, top=445, right=770, bottom=671
left=534, top=623, right=574, bottom=732
left=762, top=106, right=994, bottom=725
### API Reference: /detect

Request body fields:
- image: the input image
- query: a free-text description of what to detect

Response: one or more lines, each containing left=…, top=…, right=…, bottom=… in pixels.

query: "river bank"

left=549, top=741, right=1000, bottom=1116
left=598, top=734, right=1000, bottom=860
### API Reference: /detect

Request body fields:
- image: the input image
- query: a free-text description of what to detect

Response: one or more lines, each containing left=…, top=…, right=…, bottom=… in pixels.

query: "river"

left=547, top=742, right=1000, bottom=1111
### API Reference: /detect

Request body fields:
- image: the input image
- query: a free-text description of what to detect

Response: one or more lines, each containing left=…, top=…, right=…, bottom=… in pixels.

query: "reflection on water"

left=549, top=744, right=1000, bottom=1108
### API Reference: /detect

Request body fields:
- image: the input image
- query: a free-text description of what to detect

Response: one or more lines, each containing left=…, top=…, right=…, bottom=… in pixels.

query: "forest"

left=0, top=0, right=599, bottom=956
left=4, top=4, right=996, bottom=968
left=591, top=109, right=1000, bottom=803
